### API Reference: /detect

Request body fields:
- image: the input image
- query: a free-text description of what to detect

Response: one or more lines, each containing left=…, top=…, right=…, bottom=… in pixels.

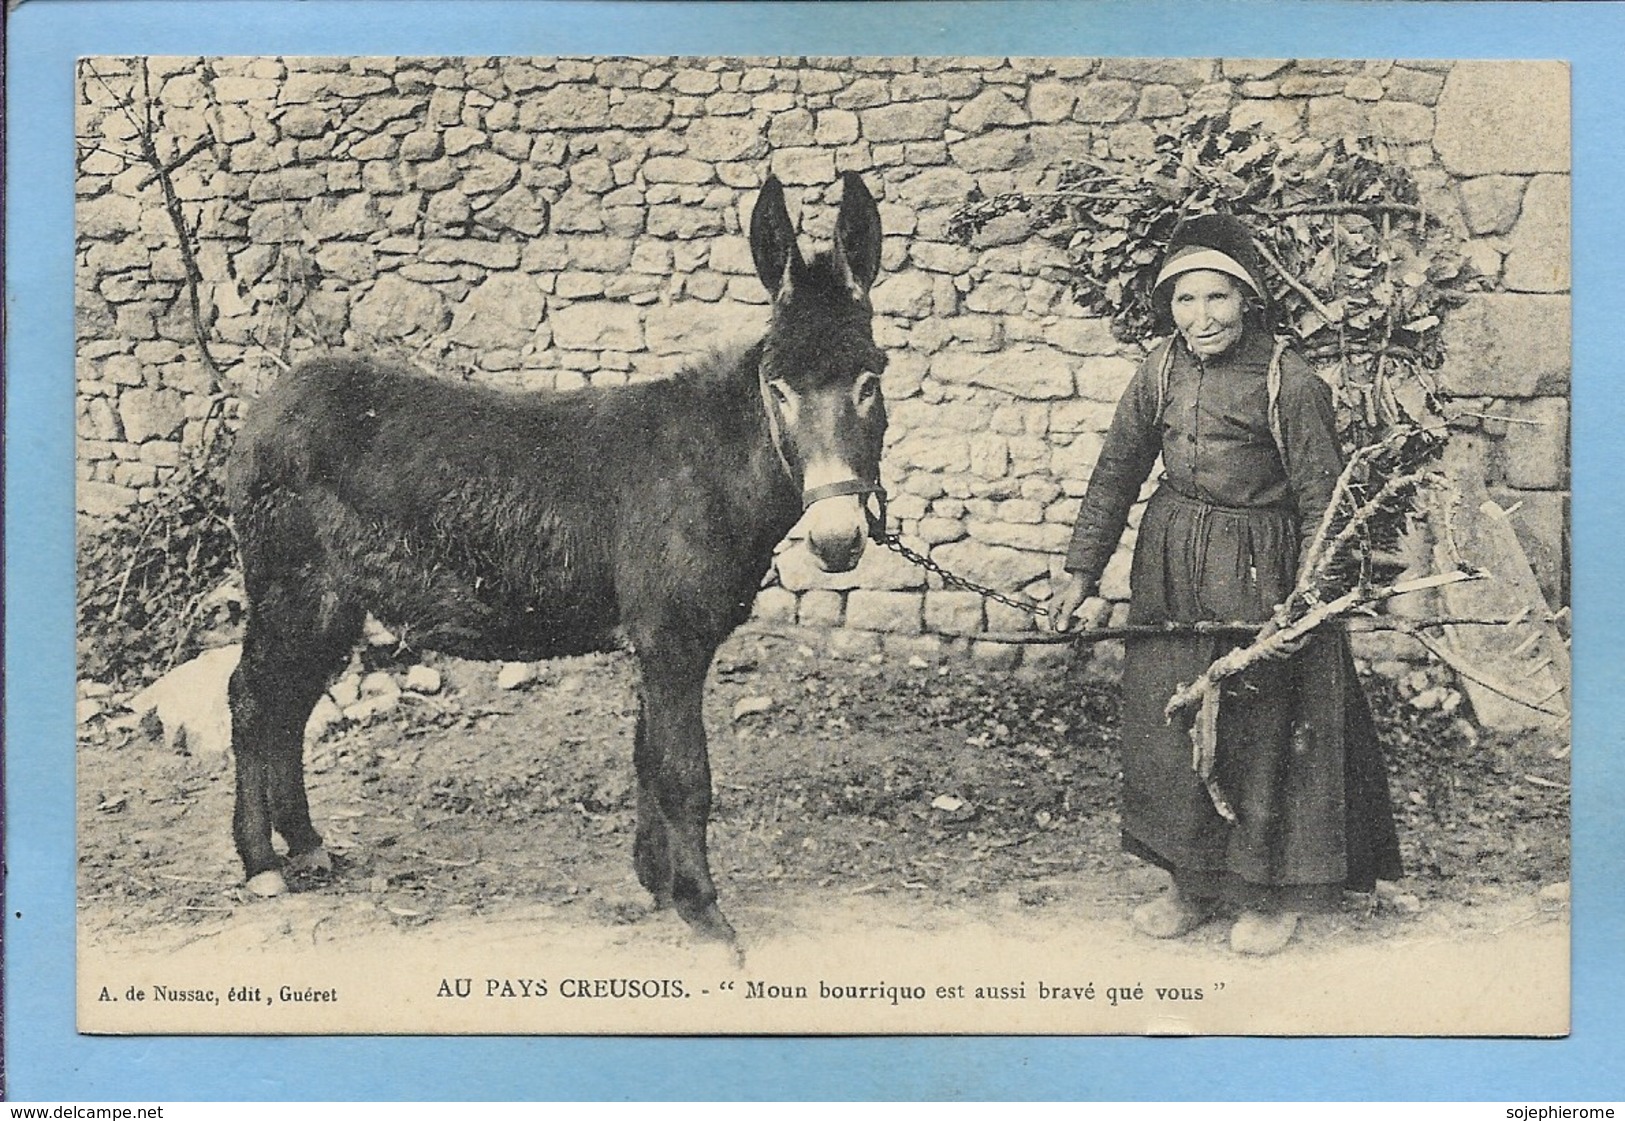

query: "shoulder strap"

left=1267, top=336, right=1289, bottom=467
left=1151, top=337, right=1179, bottom=427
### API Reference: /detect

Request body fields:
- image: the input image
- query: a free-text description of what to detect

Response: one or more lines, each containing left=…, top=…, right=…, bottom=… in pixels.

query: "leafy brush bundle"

left=948, top=113, right=1485, bottom=447
left=1164, top=423, right=1478, bottom=820
left=77, top=414, right=241, bottom=691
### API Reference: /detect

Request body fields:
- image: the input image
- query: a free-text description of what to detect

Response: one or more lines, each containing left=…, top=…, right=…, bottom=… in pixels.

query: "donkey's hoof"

left=286, top=846, right=333, bottom=875
left=684, top=901, right=739, bottom=949
left=246, top=870, right=289, bottom=898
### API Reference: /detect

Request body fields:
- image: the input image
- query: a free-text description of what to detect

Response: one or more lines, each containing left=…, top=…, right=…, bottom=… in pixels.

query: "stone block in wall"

left=832, top=77, right=890, bottom=110
left=771, top=147, right=837, bottom=186
left=846, top=590, right=923, bottom=634
left=1050, top=398, right=1116, bottom=435
left=351, top=274, right=450, bottom=339
left=862, top=101, right=950, bottom=143
left=1383, top=66, right=1446, bottom=106
left=1045, top=317, right=1119, bottom=358
left=480, top=185, right=548, bottom=237
left=1371, top=101, right=1437, bottom=144
left=925, top=589, right=984, bottom=635
left=137, top=440, right=182, bottom=468
left=441, top=126, right=485, bottom=157
left=798, top=589, right=844, bottom=628
left=872, top=272, right=935, bottom=318
left=643, top=300, right=764, bottom=355
left=1229, top=98, right=1303, bottom=137
left=1438, top=294, right=1569, bottom=397
left=549, top=301, right=643, bottom=351
left=422, top=238, right=521, bottom=270
left=447, top=273, right=547, bottom=349
left=648, top=204, right=726, bottom=239
left=1073, top=81, right=1137, bottom=124
left=565, top=236, right=637, bottom=272
left=1221, top=60, right=1290, bottom=82
left=950, top=131, right=1035, bottom=175
left=315, top=243, right=378, bottom=284
left=931, top=345, right=1074, bottom=400
left=520, top=85, right=612, bottom=130
left=1137, top=84, right=1186, bottom=119
left=246, top=168, right=327, bottom=202
left=211, top=75, right=279, bottom=103
left=968, top=433, right=1009, bottom=479
left=1072, top=355, right=1138, bottom=402
left=953, top=88, right=1029, bottom=133
left=685, top=118, right=769, bottom=163
left=929, top=538, right=1050, bottom=592
left=645, top=156, right=713, bottom=185
left=1050, top=434, right=1105, bottom=491
left=1099, top=58, right=1212, bottom=86
left=1028, top=80, right=1077, bottom=123
left=908, top=240, right=977, bottom=275
left=463, top=150, right=520, bottom=195
left=1434, top=61, right=1569, bottom=176
left=766, top=108, right=815, bottom=148
left=1459, top=176, right=1527, bottom=237
left=79, top=398, right=123, bottom=441
left=78, top=193, right=147, bottom=241
left=969, top=520, right=1070, bottom=554
left=1502, top=174, right=1570, bottom=294
left=1496, top=398, right=1569, bottom=490
left=986, top=598, right=1040, bottom=634
left=279, top=106, right=330, bottom=139
left=548, top=190, right=604, bottom=233
left=752, top=585, right=797, bottom=625
left=603, top=207, right=647, bottom=238
left=963, top=277, right=1026, bottom=315
left=815, top=109, right=860, bottom=145
left=117, top=389, right=185, bottom=443
left=611, top=91, right=673, bottom=129
left=79, top=480, right=138, bottom=517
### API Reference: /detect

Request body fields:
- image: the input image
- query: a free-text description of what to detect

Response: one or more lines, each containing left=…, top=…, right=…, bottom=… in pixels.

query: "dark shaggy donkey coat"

left=224, top=172, right=887, bottom=947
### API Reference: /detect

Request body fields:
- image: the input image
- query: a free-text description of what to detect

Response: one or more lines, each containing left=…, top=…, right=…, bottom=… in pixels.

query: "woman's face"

left=1171, top=270, right=1246, bottom=358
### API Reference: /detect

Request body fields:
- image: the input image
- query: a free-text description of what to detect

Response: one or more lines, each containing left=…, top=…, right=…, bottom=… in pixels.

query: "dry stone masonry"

left=76, top=56, right=1571, bottom=665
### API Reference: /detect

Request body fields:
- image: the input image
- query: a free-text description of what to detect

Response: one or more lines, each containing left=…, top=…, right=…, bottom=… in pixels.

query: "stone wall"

left=75, top=56, right=1570, bottom=665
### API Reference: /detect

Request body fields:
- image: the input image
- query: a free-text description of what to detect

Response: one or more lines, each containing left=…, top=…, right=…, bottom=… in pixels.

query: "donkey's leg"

left=633, top=633, right=735, bottom=944
left=632, top=705, right=675, bottom=907
left=229, top=583, right=361, bottom=895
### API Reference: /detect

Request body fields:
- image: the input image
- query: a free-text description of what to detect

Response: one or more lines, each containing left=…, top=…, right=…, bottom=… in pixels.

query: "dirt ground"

left=75, top=628, right=1572, bottom=1035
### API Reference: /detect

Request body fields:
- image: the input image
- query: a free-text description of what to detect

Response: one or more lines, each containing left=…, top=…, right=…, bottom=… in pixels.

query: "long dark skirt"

left=1119, top=487, right=1403, bottom=910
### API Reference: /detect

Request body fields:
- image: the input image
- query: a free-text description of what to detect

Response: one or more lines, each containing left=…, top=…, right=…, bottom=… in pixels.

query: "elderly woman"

left=1050, top=214, right=1403, bottom=955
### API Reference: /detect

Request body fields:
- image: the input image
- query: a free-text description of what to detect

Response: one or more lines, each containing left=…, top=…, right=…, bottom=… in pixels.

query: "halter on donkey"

left=224, top=173, right=889, bottom=948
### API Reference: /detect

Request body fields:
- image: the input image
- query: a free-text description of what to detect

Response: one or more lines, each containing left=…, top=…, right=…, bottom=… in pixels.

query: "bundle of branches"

left=1162, top=424, right=1479, bottom=820
left=77, top=405, right=241, bottom=691
left=948, top=113, right=1485, bottom=448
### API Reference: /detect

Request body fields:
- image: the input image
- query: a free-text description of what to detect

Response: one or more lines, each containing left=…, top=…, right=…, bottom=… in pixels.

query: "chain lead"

left=859, top=489, right=1051, bottom=618
left=876, top=531, right=1052, bottom=618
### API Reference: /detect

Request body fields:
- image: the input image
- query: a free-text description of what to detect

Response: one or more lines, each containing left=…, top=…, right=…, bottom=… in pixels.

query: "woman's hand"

left=1049, top=573, right=1111, bottom=633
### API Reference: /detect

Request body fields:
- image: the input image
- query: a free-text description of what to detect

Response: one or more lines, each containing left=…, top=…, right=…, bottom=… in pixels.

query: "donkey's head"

left=751, top=171, right=888, bottom=573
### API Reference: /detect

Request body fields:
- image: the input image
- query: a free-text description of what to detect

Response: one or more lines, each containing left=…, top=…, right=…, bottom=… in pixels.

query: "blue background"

left=8, top=0, right=1623, bottom=1101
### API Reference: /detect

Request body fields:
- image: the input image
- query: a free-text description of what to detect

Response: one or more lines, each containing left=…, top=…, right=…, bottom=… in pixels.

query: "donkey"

left=224, top=172, right=887, bottom=945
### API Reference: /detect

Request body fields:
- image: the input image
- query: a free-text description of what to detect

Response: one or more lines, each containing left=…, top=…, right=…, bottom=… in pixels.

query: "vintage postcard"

left=72, top=52, right=1570, bottom=1037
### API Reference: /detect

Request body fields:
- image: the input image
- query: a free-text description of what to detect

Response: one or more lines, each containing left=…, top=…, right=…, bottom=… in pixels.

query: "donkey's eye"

left=855, top=373, right=882, bottom=407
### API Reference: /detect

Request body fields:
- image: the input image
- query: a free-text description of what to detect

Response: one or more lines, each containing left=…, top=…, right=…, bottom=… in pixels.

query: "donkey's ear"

left=750, top=175, right=804, bottom=297
left=833, top=172, right=883, bottom=298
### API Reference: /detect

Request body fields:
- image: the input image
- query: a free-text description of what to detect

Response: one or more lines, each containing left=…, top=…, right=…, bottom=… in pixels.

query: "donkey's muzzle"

left=802, top=487, right=870, bottom=574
